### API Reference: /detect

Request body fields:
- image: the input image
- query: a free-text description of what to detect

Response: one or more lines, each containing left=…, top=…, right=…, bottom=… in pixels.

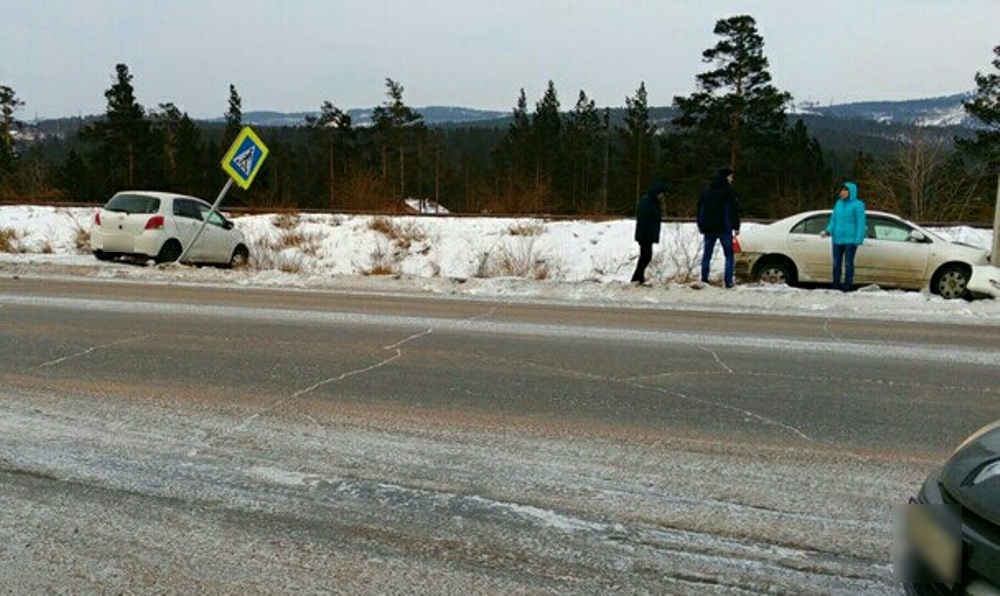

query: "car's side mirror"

left=222, top=220, right=234, bottom=230
left=909, top=230, right=927, bottom=243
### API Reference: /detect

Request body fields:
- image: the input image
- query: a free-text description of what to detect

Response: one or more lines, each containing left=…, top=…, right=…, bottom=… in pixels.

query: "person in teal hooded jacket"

left=822, top=182, right=867, bottom=291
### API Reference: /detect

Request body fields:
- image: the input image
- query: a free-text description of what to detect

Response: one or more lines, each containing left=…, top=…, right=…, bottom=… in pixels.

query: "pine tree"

left=490, top=88, right=536, bottom=212
left=223, top=84, right=243, bottom=148
left=531, top=81, right=562, bottom=207
left=80, top=64, right=151, bottom=191
left=619, top=82, right=656, bottom=202
left=372, top=79, right=425, bottom=201
left=958, top=44, right=1000, bottom=170
left=0, top=84, right=25, bottom=187
left=150, top=102, right=202, bottom=193
left=665, top=15, right=795, bottom=215
left=564, top=90, right=602, bottom=212
left=776, top=119, right=829, bottom=215
left=506, top=88, right=533, bottom=183
left=306, top=101, right=354, bottom=210
left=151, top=103, right=183, bottom=185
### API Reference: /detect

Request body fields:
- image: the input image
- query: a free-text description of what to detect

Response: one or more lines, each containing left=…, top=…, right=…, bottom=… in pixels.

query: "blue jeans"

left=831, top=243, right=858, bottom=291
left=701, top=233, right=734, bottom=287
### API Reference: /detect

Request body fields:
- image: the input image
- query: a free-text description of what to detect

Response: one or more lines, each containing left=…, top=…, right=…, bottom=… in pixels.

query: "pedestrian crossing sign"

left=221, top=126, right=269, bottom=189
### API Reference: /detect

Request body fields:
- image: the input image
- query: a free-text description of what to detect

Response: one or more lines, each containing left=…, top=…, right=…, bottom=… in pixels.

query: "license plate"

left=906, top=503, right=961, bottom=583
left=102, top=234, right=135, bottom=252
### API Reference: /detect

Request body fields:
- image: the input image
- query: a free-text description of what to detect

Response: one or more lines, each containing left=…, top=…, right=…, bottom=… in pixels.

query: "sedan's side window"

left=193, top=203, right=228, bottom=228
left=791, top=215, right=830, bottom=235
left=173, top=200, right=202, bottom=220
left=870, top=218, right=912, bottom=242
left=206, top=210, right=228, bottom=228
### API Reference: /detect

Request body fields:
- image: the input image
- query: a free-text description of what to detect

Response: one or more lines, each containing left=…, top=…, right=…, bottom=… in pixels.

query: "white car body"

left=89, top=191, right=249, bottom=267
left=735, top=209, right=991, bottom=299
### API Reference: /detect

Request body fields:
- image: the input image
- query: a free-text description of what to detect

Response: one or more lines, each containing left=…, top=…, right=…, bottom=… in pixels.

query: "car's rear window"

left=104, top=194, right=160, bottom=214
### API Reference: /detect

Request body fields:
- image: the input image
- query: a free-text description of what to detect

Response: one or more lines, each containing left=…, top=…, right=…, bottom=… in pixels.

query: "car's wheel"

left=227, top=245, right=250, bottom=269
left=154, top=239, right=183, bottom=264
left=753, top=257, right=796, bottom=286
left=932, top=264, right=971, bottom=300
left=92, top=250, right=114, bottom=262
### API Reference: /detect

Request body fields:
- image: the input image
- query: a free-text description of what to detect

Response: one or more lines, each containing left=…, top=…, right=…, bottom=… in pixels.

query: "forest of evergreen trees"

left=2, top=16, right=998, bottom=223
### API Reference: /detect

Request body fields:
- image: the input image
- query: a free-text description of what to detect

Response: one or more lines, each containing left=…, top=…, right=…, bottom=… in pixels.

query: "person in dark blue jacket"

left=821, top=182, right=867, bottom=291
left=630, top=182, right=666, bottom=285
left=697, top=168, right=741, bottom=288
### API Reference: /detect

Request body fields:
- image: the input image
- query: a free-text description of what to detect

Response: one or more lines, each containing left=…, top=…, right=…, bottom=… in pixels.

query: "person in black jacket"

left=697, top=168, right=741, bottom=288
left=630, top=182, right=666, bottom=285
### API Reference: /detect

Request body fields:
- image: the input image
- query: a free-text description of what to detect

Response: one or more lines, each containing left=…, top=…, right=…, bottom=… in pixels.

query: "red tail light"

left=733, top=235, right=742, bottom=253
left=145, top=215, right=165, bottom=230
left=94, top=211, right=101, bottom=225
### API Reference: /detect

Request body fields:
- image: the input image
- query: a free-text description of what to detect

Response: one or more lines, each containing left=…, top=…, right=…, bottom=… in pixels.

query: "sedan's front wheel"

left=228, top=245, right=250, bottom=269
left=932, top=264, right=971, bottom=300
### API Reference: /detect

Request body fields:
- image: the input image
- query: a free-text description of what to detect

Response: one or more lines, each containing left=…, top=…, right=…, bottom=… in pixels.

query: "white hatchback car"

left=735, top=209, right=992, bottom=299
left=90, top=191, right=250, bottom=267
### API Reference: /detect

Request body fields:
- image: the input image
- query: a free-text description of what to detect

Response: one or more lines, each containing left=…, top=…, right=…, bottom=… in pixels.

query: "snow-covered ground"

left=1, top=204, right=997, bottom=324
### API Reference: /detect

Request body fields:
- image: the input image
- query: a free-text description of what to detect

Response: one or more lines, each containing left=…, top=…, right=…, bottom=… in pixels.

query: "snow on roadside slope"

left=1, top=205, right=998, bottom=325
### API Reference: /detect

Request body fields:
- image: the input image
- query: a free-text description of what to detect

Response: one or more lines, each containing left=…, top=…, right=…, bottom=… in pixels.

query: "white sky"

left=1, top=205, right=998, bottom=322
left=3, top=0, right=1000, bottom=120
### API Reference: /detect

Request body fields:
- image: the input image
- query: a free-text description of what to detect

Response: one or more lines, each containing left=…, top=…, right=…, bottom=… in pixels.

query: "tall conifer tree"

left=223, top=84, right=243, bottom=148
left=619, top=82, right=656, bottom=201
left=958, top=44, right=1000, bottom=169
left=80, top=64, right=151, bottom=191
left=0, top=84, right=24, bottom=171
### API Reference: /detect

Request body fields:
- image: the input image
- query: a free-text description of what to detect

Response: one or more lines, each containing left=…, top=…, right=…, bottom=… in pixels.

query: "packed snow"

left=0, top=204, right=997, bottom=324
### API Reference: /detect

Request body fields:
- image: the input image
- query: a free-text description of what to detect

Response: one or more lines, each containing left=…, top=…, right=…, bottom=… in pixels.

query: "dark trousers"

left=701, top=233, right=734, bottom=286
left=831, top=243, right=858, bottom=291
left=631, top=241, right=653, bottom=283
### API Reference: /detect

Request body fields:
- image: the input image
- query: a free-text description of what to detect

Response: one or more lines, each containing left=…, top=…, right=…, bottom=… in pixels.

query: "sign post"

left=176, top=126, right=269, bottom=263
left=993, top=174, right=999, bottom=262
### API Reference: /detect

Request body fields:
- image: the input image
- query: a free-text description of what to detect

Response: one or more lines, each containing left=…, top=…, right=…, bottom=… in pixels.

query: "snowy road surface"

left=3, top=276, right=997, bottom=593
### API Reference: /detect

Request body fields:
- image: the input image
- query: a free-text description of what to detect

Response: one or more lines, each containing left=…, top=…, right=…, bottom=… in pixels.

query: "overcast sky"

left=4, top=0, right=999, bottom=120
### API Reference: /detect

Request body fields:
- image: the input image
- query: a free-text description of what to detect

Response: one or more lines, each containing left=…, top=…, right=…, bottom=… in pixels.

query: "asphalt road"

left=1, top=277, right=998, bottom=594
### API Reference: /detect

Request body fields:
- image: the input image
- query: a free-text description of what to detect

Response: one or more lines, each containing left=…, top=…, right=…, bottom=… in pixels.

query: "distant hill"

left=30, top=94, right=978, bottom=130
left=793, top=93, right=975, bottom=127
left=230, top=94, right=977, bottom=129
left=232, top=106, right=509, bottom=128
left=25, top=94, right=983, bottom=163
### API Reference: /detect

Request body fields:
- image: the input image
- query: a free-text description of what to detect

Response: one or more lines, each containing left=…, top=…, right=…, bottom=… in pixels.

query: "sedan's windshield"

left=105, top=194, right=160, bottom=214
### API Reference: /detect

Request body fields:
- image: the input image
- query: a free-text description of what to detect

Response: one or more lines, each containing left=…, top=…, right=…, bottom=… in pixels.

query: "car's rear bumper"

left=90, top=230, right=164, bottom=258
left=734, top=254, right=759, bottom=282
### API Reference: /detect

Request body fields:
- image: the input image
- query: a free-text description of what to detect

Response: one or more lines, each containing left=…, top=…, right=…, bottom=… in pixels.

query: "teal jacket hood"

left=843, top=182, right=858, bottom=201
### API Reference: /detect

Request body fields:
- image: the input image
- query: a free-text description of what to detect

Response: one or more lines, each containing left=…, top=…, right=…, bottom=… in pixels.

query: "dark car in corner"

left=903, top=420, right=1000, bottom=594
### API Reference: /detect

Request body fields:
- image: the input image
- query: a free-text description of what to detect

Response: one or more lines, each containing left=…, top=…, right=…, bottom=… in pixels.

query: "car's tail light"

left=733, top=235, right=742, bottom=253
left=94, top=211, right=101, bottom=225
left=145, top=215, right=165, bottom=230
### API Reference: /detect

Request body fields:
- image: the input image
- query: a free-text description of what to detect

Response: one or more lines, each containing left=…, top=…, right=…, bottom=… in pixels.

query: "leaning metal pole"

left=175, top=177, right=234, bottom=264
left=994, top=173, right=1000, bottom=263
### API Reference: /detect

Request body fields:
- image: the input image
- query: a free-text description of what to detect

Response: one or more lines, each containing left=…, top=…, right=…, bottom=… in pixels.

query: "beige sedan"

left=734, top=210, right=991, bottom=299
